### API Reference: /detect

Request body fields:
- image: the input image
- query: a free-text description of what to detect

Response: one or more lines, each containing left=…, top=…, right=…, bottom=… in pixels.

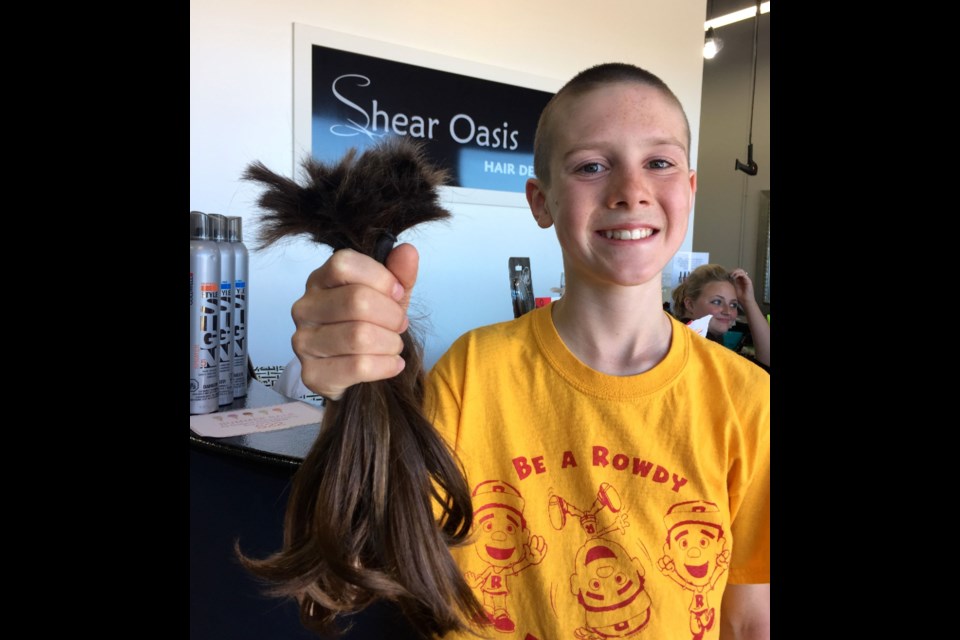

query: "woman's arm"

left=731, top=269, right=770, bottom=367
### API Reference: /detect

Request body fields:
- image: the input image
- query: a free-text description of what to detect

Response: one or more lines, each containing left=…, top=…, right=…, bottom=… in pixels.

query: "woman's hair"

left=533, top=62, right=690, bottom=186
left=236, top=136, right=485, bottom=637
left=671, top=263, right=735, bottom=321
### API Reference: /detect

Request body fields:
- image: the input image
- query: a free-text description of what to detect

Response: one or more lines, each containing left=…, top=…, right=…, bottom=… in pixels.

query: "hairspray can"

left=190, top=211, right=221, bottom=415
left=228, top=216, right=249, bottom=398
left=208, top=214, right=235, bottom=406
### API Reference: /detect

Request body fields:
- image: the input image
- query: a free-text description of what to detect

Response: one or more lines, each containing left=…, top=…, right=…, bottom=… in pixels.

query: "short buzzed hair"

left=532, top=63, right=691, bottom=186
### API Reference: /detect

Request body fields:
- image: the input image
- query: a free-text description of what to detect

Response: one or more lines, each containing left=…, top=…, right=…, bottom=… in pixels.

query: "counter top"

left=189, top=379, right=320, bottom=468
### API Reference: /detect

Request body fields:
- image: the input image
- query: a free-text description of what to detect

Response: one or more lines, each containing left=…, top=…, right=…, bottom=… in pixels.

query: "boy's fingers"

left=292, top=321, right=405, bottom=360
left=299, top=353, right=406, bottom=401
left=292, top=284, right=410, bottom=334
left=306, top=248, right=405, bottom=300
left=289, top=244, right=421, bottom=400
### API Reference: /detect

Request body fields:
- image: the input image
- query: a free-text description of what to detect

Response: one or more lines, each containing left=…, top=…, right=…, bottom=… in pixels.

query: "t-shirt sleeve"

left=423, top=343, right=468, bottom=523
left=726, top=377, right=770, bottom=584
left=423, top=338, right=467, bottom=451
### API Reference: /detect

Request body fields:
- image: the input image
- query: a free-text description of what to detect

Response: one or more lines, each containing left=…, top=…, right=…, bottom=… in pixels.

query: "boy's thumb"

left=386, top=242, right=419, bottom=307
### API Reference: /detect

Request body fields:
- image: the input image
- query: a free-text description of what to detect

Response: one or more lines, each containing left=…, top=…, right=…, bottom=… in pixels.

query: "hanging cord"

left=735, top=0, right=762, bottom=175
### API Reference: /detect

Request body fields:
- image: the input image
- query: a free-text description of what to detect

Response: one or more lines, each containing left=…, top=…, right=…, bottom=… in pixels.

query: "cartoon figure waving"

left=464, top=480, right=547, bottom=633
left=657, top=500, right=730, bottom=640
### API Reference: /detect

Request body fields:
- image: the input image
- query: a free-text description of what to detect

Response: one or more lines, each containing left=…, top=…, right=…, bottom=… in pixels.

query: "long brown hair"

left=236, top=136, right=484, bottom=636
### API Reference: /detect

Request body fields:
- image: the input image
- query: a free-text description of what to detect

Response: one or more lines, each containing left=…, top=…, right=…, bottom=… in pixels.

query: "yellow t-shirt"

left=425, top=305, right=769, bottom=639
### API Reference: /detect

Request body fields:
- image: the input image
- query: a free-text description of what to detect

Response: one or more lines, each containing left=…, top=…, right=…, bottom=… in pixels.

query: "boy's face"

left=526, top=82, right=695, bottom=290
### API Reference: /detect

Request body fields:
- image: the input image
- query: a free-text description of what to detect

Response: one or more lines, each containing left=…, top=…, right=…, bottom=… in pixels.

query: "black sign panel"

left=310, top=45, right=554, bottom=193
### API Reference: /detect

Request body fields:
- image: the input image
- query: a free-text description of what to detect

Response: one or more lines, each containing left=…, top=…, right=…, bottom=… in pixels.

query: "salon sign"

left=309, top=45, right=554, bottom=194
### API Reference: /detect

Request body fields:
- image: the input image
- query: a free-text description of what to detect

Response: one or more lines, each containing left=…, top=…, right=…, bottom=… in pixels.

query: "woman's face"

left=686, top=281, right=739, bottom=335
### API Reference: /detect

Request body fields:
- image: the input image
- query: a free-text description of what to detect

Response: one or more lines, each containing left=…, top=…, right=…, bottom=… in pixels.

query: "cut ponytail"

left=235, top=136, right=484, bottom=636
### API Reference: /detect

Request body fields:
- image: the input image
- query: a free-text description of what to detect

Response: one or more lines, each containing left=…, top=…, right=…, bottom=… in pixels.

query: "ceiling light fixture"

left=703, top=27, right=723, bottom=59
left=705, top=1, right=770, bottom=31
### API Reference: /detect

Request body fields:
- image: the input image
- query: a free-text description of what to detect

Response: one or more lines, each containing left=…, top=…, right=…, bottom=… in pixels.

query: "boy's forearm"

left=720, top=583, right=770, bottom=640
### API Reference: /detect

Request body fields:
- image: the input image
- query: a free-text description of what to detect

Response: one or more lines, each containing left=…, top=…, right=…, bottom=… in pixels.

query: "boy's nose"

left=606, top=167, right=651, bottom=209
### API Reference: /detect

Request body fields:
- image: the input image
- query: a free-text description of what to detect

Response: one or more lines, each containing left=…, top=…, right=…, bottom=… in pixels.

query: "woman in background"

left=672, top=264, right=770, bottom=369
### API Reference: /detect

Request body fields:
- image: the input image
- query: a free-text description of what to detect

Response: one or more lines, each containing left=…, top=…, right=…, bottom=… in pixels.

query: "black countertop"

left=189, top=379, right=320, bottom=468
left=190, top=379, right=435, bottom=638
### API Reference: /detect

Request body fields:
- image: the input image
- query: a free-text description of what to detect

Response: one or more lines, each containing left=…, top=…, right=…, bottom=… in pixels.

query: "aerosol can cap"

left=207, top=213, right=228, bottom=242
left=227, top=216, right=243, bottom=243
left=190, top=211, right=212, bottom=240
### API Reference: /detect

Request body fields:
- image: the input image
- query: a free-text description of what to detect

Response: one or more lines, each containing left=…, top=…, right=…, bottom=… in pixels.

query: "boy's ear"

left=526, top=178, right=554, bottom=229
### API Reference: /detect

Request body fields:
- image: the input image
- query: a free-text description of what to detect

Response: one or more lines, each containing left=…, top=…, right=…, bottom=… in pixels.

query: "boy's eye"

left=576, top=162, right=605, bottom=174
left=647, top=159, right=675, bottom=170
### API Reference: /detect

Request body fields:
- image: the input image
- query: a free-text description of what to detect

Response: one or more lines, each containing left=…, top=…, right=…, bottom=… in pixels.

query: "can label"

left=218, top=278, right=233, bottom=404
left=232, top=279, right=247, bottom=395
left=191, top=282, right=220, bottom=404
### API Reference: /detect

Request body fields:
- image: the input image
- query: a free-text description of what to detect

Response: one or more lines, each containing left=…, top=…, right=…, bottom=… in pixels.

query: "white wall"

left=190, top=0, right=707, bottom=370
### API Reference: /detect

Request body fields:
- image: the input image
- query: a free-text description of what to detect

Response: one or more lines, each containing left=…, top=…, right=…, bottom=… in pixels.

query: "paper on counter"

left=686, top=314, right=713, bottom=338
left=190, top=401, right=324, bottom=438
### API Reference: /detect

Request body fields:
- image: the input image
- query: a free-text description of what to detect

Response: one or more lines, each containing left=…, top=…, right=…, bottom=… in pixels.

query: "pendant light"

left=703, top=0, right=723, bottom=59
left=735, top=0, right=762, bottom=176
left=704, top=27, right=723, bottom=59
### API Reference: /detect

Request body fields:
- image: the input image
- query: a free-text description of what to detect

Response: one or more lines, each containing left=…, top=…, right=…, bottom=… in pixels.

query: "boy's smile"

left=527, top=82, right=696, bottom=291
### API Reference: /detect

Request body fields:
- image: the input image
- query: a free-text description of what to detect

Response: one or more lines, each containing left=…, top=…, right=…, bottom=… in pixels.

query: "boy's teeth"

left=603, top=228, right=652, bottom=240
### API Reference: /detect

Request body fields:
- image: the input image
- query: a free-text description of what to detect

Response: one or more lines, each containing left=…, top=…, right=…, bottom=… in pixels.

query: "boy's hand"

left=291, top=244, right=420, bottom=401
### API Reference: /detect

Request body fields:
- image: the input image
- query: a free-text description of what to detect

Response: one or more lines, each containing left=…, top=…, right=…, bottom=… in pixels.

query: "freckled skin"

left=528, top=82, right=696, bottom=292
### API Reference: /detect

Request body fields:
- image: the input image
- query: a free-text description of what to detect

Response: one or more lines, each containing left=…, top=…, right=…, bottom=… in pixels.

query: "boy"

left=290, top=63, right=769, bottom=639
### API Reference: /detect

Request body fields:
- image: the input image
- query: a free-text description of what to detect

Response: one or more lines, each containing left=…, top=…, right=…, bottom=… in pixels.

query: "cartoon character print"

left=549, top=483, right=652, bottom=639
left=656, top=500, right=730, bottom=640
left=464, top=480, right=547, bottom=633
